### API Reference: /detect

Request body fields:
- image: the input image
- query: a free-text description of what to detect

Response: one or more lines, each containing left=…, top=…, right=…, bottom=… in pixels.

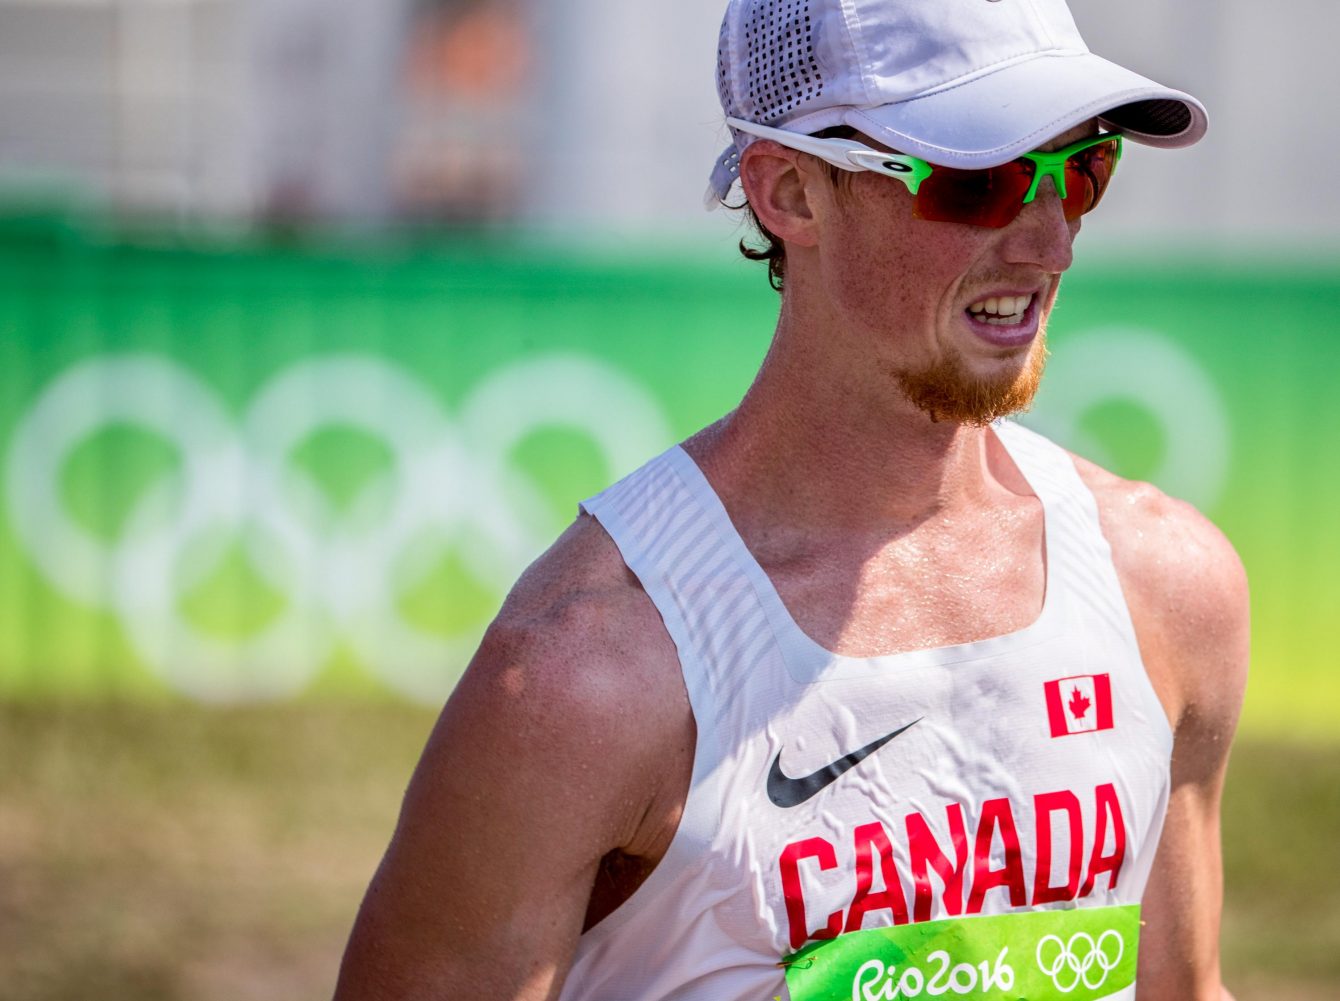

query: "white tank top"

left=562, top=421, right=1172, bottom=1001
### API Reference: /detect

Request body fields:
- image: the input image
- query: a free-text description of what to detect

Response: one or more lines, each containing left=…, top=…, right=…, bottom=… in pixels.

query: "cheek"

left=820, top=182, right=988, bottom=329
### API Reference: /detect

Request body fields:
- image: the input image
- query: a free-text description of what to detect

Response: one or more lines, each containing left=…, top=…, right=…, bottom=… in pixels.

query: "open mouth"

left=966, top=293, right=1035, bottom=326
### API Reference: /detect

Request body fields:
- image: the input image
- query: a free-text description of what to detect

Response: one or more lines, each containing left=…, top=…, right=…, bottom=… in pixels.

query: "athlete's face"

left=808, top=122, right=1096, bottom=425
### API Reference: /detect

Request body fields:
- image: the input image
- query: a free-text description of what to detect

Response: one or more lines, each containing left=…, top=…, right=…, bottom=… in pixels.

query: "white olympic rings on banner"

left=5, top=351, right=671, bottom=703
left=1025, top=326, right=1231, bottom=511
left=1035, top=929, right=1125, bottom=993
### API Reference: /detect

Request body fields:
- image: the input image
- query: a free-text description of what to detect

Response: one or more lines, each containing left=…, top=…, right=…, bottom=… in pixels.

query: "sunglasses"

left=726, top=117, right=1123, bottom=229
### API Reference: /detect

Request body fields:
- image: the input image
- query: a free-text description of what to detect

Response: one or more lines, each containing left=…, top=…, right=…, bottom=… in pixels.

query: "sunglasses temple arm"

left=724, top=117, right=866, bottom=172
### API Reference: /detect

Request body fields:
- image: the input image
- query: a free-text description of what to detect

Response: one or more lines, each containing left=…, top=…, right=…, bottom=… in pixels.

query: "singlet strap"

left=993, top=420, right=1144, bottom=646
left=579, top=446, right=782, bottom=720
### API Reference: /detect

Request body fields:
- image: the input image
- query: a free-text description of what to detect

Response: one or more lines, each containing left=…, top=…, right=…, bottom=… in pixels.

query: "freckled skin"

left=332, top=122, right=1247, bottom=1001
left=767, top=125, right=1081, bottom=419
left=813, top=166, right=1067, bottom=378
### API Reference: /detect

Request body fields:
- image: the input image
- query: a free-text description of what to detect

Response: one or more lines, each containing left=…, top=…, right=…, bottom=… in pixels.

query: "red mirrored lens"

left=912, top=161, right=1034, bottom=228
left=911, top=138, right=1121, bottom=228
left=1060, top=140, right=1119, bottom=221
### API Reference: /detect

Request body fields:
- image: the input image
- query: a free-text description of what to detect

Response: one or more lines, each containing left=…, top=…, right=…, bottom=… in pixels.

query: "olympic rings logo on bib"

left=5, top=352, right=671, bottom=703
left=1035, top=929, right=1125, bottom=993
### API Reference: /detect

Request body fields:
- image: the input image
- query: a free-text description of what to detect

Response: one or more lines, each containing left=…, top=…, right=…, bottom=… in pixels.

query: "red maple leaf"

left=1068, top=686, right=1091, bottom=720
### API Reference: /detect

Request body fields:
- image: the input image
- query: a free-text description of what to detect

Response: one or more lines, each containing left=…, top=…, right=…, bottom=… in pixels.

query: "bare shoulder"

left=334, top=514, right=690, bottom=998
left=1070, top=454, right=1248, bottom=750
left=1068, top=454, right=1248, bottom=628
left=441, top=510, right=692, bottom=840
left=481, top=509, right=681, bottom=706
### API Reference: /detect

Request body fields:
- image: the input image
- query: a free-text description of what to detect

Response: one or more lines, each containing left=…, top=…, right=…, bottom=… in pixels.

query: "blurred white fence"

left=0, top=0, right=1335, bottom=239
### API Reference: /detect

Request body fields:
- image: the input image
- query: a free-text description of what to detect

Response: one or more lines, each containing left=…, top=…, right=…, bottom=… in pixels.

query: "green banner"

left=785, top=905, right=1139, bottom=1001
left=0, top=221, right=1336, bottom=735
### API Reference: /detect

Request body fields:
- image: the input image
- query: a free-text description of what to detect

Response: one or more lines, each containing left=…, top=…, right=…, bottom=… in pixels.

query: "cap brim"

left=840, top=51, right=1207, bottom=168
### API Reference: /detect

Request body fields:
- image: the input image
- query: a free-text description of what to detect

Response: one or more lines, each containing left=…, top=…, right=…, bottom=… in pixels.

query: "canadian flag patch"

left=1044, top=673, right=1114, bottom=737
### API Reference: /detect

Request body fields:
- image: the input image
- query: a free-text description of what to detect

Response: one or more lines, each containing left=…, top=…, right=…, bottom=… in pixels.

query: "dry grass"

left=0, top=703, right=433, bottom=1001
left=0, top=704, right=1334, bottom=1001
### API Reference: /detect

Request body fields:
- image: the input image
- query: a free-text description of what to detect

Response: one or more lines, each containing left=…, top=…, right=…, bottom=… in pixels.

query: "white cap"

left=708, top=0, right=1208, bottom=202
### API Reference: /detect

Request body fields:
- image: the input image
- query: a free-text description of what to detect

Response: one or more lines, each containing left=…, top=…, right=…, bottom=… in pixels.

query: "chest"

left=762, top=509, right=1047, bottom=658
left=694, top=621, right=1174, bottom=967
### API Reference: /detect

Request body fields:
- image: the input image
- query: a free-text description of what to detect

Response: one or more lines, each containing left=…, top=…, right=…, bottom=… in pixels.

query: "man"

left=334, top=1, right=1247, bottom=999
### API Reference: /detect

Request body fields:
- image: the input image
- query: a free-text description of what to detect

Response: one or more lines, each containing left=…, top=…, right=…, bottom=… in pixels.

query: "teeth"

left=968, top=293, right=1033, bottom=322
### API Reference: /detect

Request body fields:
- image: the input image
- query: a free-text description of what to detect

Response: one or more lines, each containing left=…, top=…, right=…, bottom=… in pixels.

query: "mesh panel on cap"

left=1102, top=99, right=1193, bottom=137
left=719, top=0, right=823, bottom=124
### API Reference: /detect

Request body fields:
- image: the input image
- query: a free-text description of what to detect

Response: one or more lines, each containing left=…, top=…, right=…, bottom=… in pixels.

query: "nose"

left=1000, top=175, right=1077, bottom=274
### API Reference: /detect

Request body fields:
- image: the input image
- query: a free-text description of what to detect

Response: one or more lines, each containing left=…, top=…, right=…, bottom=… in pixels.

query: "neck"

left=686, top=303, right=1007, bottom=540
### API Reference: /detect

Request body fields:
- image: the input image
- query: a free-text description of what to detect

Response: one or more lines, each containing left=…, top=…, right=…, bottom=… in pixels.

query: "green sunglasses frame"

left=724, top=116, right=1123, bottom=206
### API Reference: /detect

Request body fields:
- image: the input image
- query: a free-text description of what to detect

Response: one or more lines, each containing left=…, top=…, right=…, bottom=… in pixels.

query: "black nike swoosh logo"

left=766, top=718, right=922, bottom=809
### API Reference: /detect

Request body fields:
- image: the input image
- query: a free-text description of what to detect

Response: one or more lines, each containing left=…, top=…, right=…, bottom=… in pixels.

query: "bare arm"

left=1079, top=461, right=1249, bottom=1001
left=333, top=518, right=691, bottom=1000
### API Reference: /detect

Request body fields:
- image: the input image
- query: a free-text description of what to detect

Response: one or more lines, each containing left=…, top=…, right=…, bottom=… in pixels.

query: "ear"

left=738, top=141, right=823, bottom=249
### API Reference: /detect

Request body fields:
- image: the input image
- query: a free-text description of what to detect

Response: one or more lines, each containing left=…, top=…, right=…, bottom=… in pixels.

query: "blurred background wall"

left=2, top=0, right=1337, bottom=239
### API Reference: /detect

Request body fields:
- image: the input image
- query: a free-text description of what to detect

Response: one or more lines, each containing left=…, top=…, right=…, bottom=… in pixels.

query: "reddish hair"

left=726, top=126, right=859, bottom=294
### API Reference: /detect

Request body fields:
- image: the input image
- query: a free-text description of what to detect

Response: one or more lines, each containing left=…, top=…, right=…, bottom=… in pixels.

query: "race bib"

left=782, top=904, right=1139, bottom=1001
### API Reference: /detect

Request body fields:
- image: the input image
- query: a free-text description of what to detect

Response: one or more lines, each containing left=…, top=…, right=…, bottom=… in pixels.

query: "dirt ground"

left=1, top=704, right=1335, bottom=1001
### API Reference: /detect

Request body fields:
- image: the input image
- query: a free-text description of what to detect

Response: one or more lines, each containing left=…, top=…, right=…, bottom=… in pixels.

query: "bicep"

left=334, top=628, right=644, bottom=1001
